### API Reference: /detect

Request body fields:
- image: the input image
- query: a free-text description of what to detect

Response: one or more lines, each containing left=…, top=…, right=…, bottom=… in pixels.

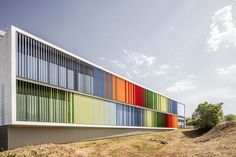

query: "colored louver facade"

left=0, top=26, right=185, bottom=150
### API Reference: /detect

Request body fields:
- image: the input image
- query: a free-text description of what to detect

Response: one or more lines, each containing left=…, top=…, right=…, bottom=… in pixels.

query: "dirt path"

left=1, top=121, right=236, bottom=157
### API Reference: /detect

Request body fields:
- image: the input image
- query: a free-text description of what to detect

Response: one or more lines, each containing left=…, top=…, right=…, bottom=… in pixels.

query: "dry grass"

left=1, top=121, right=236, bottom=157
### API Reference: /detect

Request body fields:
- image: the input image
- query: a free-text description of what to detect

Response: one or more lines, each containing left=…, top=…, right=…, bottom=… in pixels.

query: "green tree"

left=191, top=102, right=223, bottom=130
left=224, top=114, right=236, bottom=121
left=185, top=117, right=192, bottom=126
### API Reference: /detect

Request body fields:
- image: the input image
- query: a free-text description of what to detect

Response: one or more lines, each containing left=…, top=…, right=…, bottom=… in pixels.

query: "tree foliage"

left=224, top=114, right=236, bottom=122
left=191, top=102, right=223, bottom=130
left=185, top=117, right=192, bottom=126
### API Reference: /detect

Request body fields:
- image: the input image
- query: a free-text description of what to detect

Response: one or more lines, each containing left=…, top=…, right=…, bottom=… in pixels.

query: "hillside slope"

left=158, top=121, right=236, bottom=157
left=1, top=121, right=236, bottom=157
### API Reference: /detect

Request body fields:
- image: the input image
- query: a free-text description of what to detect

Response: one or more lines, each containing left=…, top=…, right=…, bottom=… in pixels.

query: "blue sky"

left=1, top=0, right=236, bottom=116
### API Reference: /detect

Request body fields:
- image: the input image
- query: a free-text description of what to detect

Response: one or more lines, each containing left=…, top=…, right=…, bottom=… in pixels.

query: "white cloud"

left=108, top=50, right=172, bottom=80
left=114, top=50, right=158, bottom=78
left=106, top=50, right=158, bottom=79
left=160, top=64, right=170, bottom=70
left=207, top=5, right=236, bottom=52
left=132, top=69, right=141, bottom=74
left=154, top=70, right=166, bottom=76
left=144, top=55, right=156, bottom=66
left=166, top=80, right=196, bottom=93
left=175, top=65, right=180, bottom=69
left=99, top=57, right=105, bottom=60
left=141, top=72, right=150, bottom=78
left=216, top=64, right=236, bottom=80
left=187, top=74, right=196, bottom=79
left=153, top=64, right=171, bottom=76
left=123, top=50, right=156, bottom=66
left=110, top=60, right=126, bottom=69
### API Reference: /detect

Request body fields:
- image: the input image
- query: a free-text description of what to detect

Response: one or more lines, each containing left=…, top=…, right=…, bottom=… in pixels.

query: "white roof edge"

left=10, top=25, right=185, bottom=105
left=0, top=29, right=5, bottom=36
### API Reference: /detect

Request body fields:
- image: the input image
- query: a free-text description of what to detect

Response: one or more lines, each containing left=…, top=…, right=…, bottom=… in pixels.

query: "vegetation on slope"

left=224, top=114, right=236, bottom=122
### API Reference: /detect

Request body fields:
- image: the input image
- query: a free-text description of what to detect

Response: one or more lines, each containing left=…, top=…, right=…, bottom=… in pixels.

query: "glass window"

left=67, top=69, right=74, bottom=89
left=78, top=73, right=85, bottom=92
left=49, top=49, right=58, bottom=86
left=16, top=33, right=96, bottom=97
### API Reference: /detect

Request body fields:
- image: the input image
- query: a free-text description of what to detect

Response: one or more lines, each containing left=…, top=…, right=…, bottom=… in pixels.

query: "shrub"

left=191, top=102, right=223, bottom=130
left=224, top=114, right=236, bottom=121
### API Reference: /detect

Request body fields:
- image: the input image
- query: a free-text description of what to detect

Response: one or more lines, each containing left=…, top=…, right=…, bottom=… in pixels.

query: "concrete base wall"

left=1, top=125, right=173, bottom=150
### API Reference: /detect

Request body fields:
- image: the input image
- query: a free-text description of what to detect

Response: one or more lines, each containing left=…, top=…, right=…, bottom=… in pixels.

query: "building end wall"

left=0, top=28, right=12, bottom=126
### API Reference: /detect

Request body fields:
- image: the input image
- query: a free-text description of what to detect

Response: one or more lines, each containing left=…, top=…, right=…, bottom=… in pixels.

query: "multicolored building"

left=0, top=26, right=185, bottom=150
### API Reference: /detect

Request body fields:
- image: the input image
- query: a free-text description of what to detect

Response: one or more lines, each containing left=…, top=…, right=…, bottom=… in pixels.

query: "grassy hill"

left=1, top=121, right=236, bottom=157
